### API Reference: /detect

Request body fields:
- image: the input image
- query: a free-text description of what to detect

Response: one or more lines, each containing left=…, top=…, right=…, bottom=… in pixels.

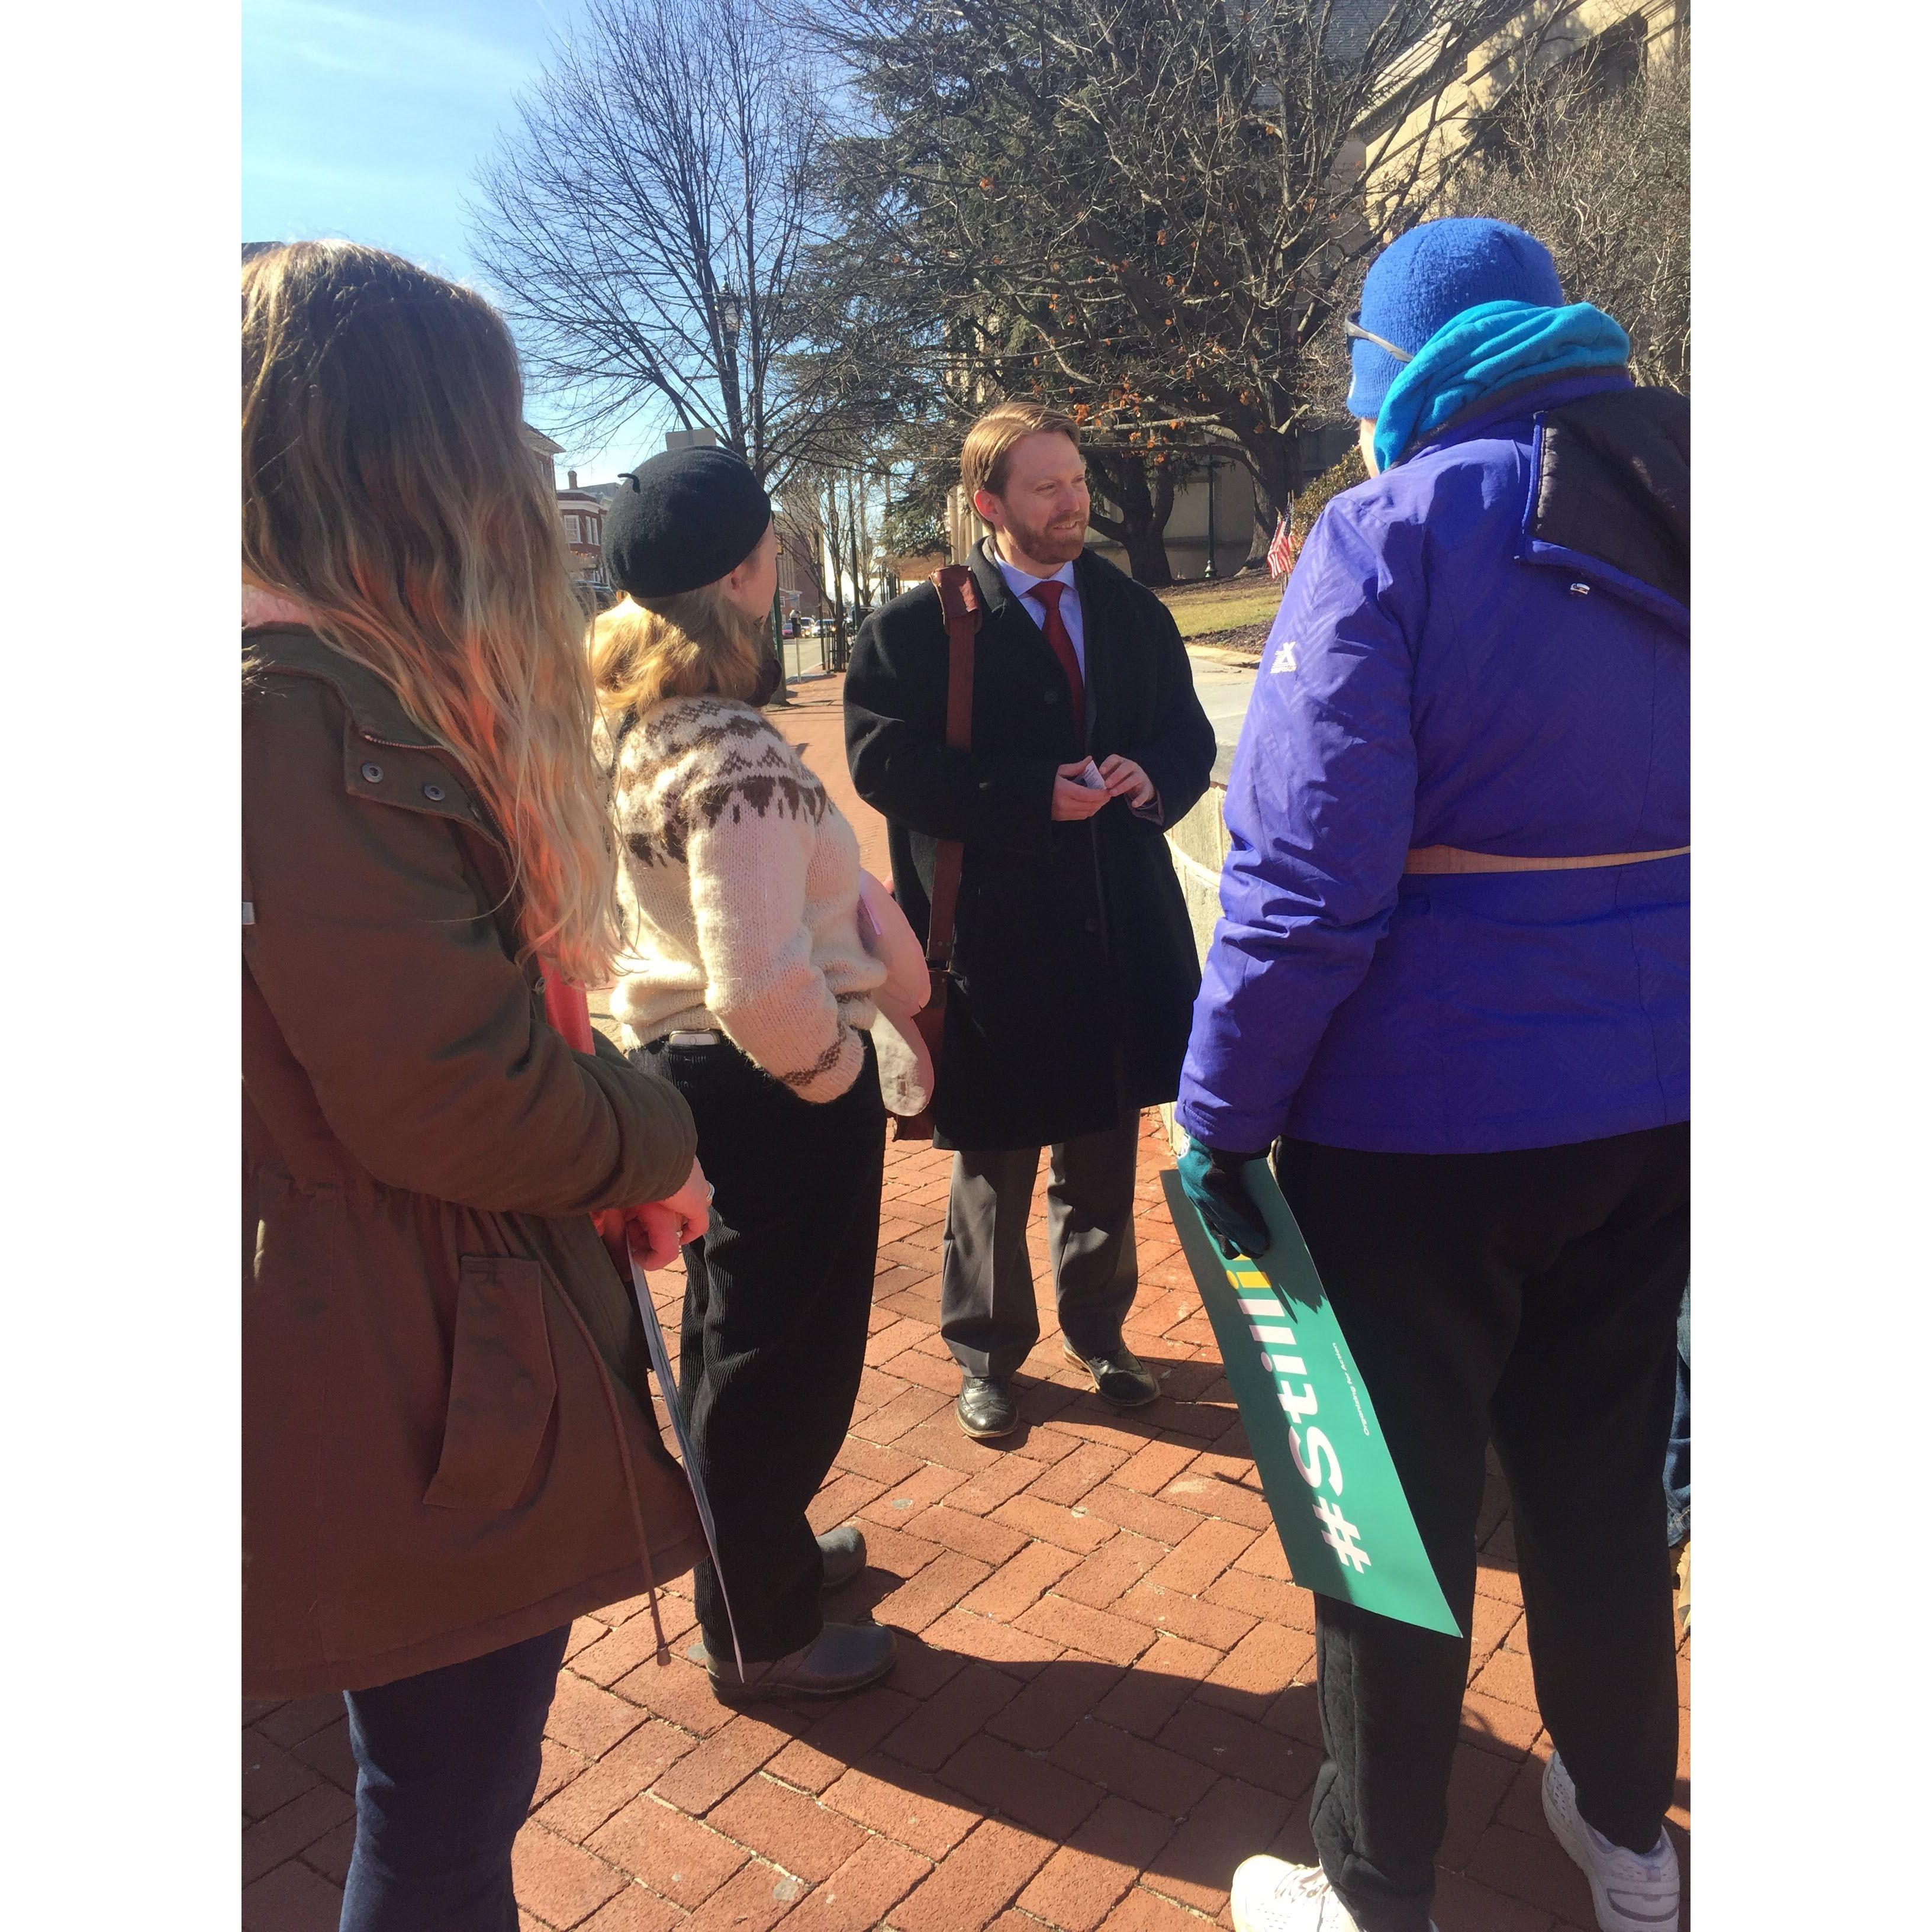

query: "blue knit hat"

left=1347, top=218, right=1564, bottom=421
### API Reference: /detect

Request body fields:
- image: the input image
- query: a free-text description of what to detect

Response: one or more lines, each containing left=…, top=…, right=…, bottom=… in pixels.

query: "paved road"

left=1184, top=651, right=1258, bottom=780
left=780, top=629, right=835, bottom=683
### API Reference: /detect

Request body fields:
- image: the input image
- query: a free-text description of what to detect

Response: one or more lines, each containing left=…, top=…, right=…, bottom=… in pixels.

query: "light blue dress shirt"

left=993, top=551, right=1085, bottom=676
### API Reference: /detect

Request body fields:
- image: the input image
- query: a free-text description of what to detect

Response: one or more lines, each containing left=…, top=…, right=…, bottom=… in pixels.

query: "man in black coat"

left=845, top=402, right=1216, bottom=1440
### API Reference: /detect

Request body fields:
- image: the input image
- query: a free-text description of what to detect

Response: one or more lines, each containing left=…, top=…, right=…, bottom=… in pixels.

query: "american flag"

left=1266, top=513, right=1298, bottom=580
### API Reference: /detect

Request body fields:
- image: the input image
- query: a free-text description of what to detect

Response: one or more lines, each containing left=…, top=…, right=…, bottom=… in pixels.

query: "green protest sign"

left=1161, top=1163, right=1460, bottom=1637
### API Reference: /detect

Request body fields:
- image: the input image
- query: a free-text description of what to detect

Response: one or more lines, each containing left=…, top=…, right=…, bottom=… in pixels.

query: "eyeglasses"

left=1344, top=311, right=1414, bottom=363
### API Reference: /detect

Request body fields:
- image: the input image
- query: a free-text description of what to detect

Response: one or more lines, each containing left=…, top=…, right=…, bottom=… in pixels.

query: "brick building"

left=556, top=470, right=609, bottom=600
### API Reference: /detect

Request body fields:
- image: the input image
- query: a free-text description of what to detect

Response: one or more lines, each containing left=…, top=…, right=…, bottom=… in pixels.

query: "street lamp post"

left=1203, top=458, right=1218, bottom=581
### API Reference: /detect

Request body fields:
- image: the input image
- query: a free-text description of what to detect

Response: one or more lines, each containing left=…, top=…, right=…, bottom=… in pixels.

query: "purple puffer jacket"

left=1176, top=371, right=1688, bottom=1156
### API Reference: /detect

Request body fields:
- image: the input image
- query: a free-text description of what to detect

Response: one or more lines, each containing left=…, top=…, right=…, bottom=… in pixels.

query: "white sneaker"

left=1543, top=1750, right=1680, bottom=1932
left=1228, top=1856, right=1440, bottom=1932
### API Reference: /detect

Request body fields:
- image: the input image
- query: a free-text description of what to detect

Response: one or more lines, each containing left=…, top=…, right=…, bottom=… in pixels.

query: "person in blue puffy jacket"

left=1177, top=220, right=1689, bottom=1932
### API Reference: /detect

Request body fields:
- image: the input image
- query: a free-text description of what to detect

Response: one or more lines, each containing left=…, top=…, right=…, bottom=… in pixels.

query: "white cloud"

left=245, top=0, right=539, bottom=94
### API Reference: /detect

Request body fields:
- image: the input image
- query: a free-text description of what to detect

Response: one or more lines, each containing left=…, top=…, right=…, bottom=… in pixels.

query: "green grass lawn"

left=1157, top=578, right=1282, bottom=640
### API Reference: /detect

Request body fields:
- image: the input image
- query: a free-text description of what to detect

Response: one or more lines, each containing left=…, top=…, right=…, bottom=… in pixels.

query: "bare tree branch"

left=469, top=0, right=846, bottom=486
left=800, top=0, right=1564, bottom=539
left=1448, top=21, right=1689, bottom=388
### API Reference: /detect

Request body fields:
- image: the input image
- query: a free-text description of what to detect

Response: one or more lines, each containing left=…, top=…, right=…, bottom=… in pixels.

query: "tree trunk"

left=822, top=481, right=850, bottom=671
left=1121, top=526, right=1174, bottom=588
left=845, top=474, right=867, bottom=626
left=1242, top=431, right=1301, bottom=570
left=1087, top=453, right=1176, bottom=587
left=858, top=479, right=878, bottom=617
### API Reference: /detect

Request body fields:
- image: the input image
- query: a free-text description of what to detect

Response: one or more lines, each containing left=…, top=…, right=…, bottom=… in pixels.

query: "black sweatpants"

left=1275, top=1124, right=1689, bottom=1932
left=638, top=1033, right=886, bottom=1663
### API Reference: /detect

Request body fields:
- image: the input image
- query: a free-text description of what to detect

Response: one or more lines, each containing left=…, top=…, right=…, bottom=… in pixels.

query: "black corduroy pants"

left=1274, top=1125, right=1689, bottom=1932
left=639, top=1033, right=886, bottom=1663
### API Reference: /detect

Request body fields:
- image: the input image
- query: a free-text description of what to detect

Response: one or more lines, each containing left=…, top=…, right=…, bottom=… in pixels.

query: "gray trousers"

left=939, top=1109, right=1142, bottom=1381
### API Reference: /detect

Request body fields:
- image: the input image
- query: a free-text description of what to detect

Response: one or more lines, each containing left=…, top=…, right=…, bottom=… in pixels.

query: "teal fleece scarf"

left=1373, top=300, right=1631, bottom=472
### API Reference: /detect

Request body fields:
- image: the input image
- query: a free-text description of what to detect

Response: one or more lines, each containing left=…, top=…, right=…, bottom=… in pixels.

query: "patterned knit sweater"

left=601, top=695, right=884, bottom=1102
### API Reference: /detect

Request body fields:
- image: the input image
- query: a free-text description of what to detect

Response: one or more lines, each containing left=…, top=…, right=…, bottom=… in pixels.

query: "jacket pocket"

left=423, top=1255, right=558, bottom=1511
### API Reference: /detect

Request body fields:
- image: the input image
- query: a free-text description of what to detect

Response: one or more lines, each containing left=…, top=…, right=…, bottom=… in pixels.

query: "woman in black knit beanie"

left=592, top=446, right=898, bottom=1705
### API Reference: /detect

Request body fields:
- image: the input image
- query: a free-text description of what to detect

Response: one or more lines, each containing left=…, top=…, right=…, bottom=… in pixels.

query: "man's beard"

left=1000, top=508, right=1086, bottom=568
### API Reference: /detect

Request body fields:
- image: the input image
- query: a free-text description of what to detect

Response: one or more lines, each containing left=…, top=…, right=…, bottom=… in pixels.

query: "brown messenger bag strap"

left=925, top=565, right=981, bottom=968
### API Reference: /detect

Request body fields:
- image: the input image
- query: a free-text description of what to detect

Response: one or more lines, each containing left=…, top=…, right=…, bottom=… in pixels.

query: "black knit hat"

left=602, top=446, right=772, bottom=598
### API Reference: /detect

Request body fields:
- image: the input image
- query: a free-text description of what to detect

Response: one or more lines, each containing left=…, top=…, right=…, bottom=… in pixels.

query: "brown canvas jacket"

left=243, top=626, right=703, bottom=1698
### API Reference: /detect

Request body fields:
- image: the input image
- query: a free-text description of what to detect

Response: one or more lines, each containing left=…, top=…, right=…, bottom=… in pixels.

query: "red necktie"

left=1026, top=578, right=1085, bottom=738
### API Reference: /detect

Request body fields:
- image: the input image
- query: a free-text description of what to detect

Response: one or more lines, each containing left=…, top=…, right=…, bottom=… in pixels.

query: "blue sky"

left=243, top=0, right=643, bottom=482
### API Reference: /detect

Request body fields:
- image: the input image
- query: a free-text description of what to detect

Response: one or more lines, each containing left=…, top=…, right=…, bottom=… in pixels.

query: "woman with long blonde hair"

left=243, top=240, right=709, bottom=1931
left=592, top=447, right=895, bottom=1704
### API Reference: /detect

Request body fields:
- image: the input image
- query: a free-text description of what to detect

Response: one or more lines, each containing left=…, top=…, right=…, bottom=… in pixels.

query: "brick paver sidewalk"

left=244, top=674, right=1689, bottom=1932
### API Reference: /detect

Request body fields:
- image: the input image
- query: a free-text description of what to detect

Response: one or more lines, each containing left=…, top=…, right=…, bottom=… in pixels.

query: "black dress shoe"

left=818, top=1524, right=867, bottom=1592
left=955, top=1374, right=1018, bottom=1439
left=1062, top=1340, right=1160, bottom=1408
left=691, top=1621, right=897, bottom=1705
